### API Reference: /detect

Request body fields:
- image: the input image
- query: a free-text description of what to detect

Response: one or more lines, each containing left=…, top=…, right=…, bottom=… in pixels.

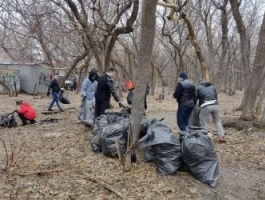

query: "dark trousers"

left=18, top=113, right=35, bottom=125
left=94, top=99, right=110, bottom=119
left=177, top=105, right=194, bottom=131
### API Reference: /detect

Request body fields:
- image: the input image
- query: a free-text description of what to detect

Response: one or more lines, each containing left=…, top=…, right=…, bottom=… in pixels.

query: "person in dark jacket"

left=94, top=67, right=124, bottom=118
left=127, top=83, right=148, bottom=110
left=173, top=72, right=195, bottom=131
left=47, top=75, right=64, bottom=111
left=196, top=80, right=226, bottom=143
left=15, top=100, right=36, bottom=126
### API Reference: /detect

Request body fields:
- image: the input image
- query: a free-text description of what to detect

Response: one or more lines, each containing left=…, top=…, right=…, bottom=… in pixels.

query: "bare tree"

left=130, top=0, right=157, bottom=143
left=241, top=12, right=265, bottom=121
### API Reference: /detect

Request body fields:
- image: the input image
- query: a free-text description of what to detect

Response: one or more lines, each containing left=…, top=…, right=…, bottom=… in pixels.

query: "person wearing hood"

left=196, top=80, right=226, bottom=143
left=78, top=68, right=99, bottom=126
left=173, top=72, right=195, bottom=131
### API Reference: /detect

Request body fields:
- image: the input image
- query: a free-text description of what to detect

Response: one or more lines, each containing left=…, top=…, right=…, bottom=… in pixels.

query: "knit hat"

left=179, top=72, right=188, bottom=79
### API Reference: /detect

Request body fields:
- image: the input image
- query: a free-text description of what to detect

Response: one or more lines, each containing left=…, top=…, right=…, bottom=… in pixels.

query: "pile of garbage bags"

left=138, top=119, right=219, bottom=188
left=89, top=113, right=219, bottom=188
left=89, top=114, right=129, bottom=157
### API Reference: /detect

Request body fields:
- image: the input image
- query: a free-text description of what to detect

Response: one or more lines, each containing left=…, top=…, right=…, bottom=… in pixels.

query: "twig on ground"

left=1, top=139, right=9, bottom=169
left=11, top=177, right=19, bottom=199
left=227, top=139, right=255, bottom=145
left=10, top=169, right=64, bottom=177
left=80, top=170, right=126, bottom=200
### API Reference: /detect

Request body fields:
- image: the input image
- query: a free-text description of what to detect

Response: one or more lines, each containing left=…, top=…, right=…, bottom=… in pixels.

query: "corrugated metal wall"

left=0, top=64, right=53, bottom=94
left=0, top=67, right=20, bottom=94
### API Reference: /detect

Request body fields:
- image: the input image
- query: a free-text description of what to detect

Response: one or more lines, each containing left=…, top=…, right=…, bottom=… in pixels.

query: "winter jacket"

left=173, top=79, right=195, bottom=107
left=17, top=103, right=36, bottom=120
left=95, top=73, right=120, bottom=102
left=81, top=77, right=98, bottom=100
left=196, top=81, right=218, bottom=107
left=48, top=79, right=60, bottom=93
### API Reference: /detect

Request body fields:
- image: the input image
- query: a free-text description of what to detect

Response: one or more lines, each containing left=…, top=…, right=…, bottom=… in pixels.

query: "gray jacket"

left=196, top=81, right=218, bottom=107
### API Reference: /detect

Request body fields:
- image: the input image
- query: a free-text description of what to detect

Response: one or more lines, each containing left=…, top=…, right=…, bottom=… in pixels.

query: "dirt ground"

left=0, top=90, right=265, bottom=200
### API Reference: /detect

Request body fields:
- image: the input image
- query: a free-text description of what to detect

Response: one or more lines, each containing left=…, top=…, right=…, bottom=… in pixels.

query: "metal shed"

left=0, top=63, right=53, bottom=94
left=0, top=67, right=20, bottom=94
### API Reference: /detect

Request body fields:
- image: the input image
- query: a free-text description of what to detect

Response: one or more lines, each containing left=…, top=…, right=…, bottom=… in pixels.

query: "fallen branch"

left=81, top=170, right=126, bottom=200
left=10, top=169, right=64, bottom=177
left=227, top=139, right=255, bottom=146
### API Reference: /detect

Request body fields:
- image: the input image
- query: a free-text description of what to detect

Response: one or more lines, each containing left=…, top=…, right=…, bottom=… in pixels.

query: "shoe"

left=48, top=108, right=53, bottom=111
left=30, top=120, right=36, bottom=124
left=59, top=109, right=64, bottom=112
left=21, top=123, right=27, bottom=126
left=218, top=137, right=227, bottom=143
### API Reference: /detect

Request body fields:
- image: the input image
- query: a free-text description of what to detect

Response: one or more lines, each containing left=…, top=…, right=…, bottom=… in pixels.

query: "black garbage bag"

left=0, top=111, right=17, bottom=128
left=102, top=117, right=129, bottom=157
left=144, top=147, right=155, bottom=162
left=138, top=119, right=182, bottom=175
left=139, top=117, right=150, bottom=139
left=181, top=126, right=219, bottom=188
left=59, top=91, right=70, bottom=104
left=89, top=115, right=109, bottom=153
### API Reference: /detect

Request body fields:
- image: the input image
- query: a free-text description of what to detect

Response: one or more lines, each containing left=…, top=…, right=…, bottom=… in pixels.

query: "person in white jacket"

left=78, top=69, right=99, bottom=126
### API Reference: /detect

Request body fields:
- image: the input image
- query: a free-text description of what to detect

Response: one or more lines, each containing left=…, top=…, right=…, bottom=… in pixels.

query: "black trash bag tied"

left=101, top=116, right=129, bottom=157
left=138, top=119, right=182, bottom=175
left=139, top=117, right=150, bottom=139
left=0, top=111, right=17, bottom=128
left=181, top=126, right=219, bottom=188
left=59, top=91, right=70, bottom=104
left=89, top=115, right=109, bottom=153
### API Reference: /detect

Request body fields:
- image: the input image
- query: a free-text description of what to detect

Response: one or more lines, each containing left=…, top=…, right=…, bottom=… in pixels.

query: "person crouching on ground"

left=15, top=100, right=36, bottom=126
left=47, top=75, right=64, bottom=112
left=196, top=80, right=226, bottom=143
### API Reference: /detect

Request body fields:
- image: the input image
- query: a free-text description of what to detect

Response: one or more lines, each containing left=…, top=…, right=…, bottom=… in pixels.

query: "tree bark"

left=130, top=0, right=157, bottom=142
left=229, top=0, right=251, bottom=110
left=241, top=13, right=265, bottom=121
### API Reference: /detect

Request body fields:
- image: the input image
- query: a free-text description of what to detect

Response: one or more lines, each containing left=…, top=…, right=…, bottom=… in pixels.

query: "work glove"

left=118, top=101, right=125, bottom=108
left=47, top=92, right=50, bottom=96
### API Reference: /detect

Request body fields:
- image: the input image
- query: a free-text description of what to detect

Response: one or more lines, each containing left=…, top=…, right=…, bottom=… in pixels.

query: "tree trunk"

left=130, top=0, right=157, bottom=142
left=213, top=0, right=229, bottom=91
left=229, top=0, right=251, bottom=110
left=241, top=13, right=265, bottom=121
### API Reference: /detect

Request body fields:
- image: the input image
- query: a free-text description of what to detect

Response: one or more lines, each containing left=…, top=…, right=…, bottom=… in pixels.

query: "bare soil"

left=0, top=91, right=264, bottom=200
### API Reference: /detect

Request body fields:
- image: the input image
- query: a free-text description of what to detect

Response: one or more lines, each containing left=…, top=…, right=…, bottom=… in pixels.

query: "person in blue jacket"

left=78, top=69, right=99, bottom=126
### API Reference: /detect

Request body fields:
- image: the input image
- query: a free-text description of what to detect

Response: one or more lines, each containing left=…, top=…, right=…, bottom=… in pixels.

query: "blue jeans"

left=177, top=105, right=193, bottom=131
left=49, top=92, right=62, bottom=110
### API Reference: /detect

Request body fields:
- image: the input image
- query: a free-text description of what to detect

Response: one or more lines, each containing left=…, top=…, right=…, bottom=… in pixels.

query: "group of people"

left=12, top=68, right=226, bottom=144
left=173, top=72, right=226, bottom=143
left=79, top=67, right=125, bottom=125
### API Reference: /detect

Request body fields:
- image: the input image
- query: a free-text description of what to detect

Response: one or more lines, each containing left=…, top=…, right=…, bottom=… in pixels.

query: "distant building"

left=0, top=63, right=53, bottom=94
left=0, top=67, right=20, bottom=94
